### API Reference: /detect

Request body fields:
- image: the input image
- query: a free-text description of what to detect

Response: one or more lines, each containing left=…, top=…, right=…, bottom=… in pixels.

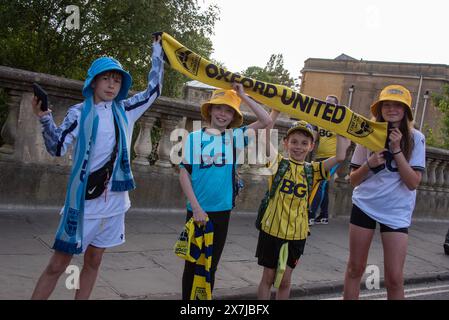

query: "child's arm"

left=179, top=167, right=208, bottom=225
left=232, top=83, right=272, bottom=130
left=265, top=109, right=280, bottom=158
left=322, top=134, right=350, bottom=173
left=122, top=35, right=165, bottom=123
left=32, top=97, right=79, bottom=157
left=349, top=149, right=385, bottom=187
left=388, top=128, right=422, bottom=190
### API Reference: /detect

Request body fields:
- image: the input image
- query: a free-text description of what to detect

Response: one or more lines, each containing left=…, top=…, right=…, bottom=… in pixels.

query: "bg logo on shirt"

left=199, top=153, right=226, bottom=169
left=319, top=129, right=333, bottom=137
left=279, top=178, right=307, bottom=198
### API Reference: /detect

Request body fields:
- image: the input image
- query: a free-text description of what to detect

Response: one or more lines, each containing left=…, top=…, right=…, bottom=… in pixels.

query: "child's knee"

left=84, top=247, right=104, bottom=270
left=46, top=257, right=71, bottom=276
left=261, top=269, right=275, bottom=286
left=346, top=262, right=366, bottom=279
left=279, top=276, right=291, bottom=290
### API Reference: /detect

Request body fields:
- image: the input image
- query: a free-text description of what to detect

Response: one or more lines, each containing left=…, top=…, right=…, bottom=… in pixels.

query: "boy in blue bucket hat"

left=30, top=35, right=164, bottom=299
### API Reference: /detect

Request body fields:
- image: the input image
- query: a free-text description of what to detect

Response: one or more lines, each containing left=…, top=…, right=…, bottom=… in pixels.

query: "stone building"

left=300, top=54, right=449, bottom=139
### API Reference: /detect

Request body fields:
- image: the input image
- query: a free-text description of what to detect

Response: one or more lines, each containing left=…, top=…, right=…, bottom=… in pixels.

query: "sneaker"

left=444, top=242, right=449, bottom=255
left=308, top=218, right=315, bottom=226
left=315, top=217, right=329, bottom=225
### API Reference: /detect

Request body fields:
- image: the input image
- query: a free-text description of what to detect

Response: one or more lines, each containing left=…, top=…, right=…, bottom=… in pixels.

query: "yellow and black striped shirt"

left=316, top=127, right=337, bottom=159
left=261, top=154, right=328, bottom=240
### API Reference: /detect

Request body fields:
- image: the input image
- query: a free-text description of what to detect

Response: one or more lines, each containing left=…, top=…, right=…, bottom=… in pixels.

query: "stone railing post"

left=435, top=161, right=446, bottom=191
left=0, top=90, right=22, bottom=156
left=133, top=114, right=158, bottom=166
left=427, top=159, right=438, bottom=188
left=155, top=114, right=183, bottom=168
left=443, top=162, right=449, bottom=190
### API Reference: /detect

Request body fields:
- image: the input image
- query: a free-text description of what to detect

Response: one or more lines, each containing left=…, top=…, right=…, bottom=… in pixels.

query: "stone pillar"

left=133, top=115, right=158, bottom=166
left=443, top=162, right=449, bottom=190
left=443, top=163, right=449, bottom=217
left=277, top=127, right=287, bottom=157
left=0, top=90, right=21, bottom=155
left=427, top=159, right=438, bottom=213
left=435, top=161, right=446, bottom=191
left=435, top=162, right=449, bottom=216
left=155, top=114, right=182, bottom=168
left=427, top=159, right=438, bottom=188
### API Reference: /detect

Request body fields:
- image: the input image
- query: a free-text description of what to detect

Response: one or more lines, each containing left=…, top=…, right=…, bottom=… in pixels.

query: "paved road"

left=1, top=208, right=449, bottom=300
left=298, top=279, right=449, bottom=300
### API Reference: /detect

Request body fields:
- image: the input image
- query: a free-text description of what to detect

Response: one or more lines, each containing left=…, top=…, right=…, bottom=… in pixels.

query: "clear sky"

left=201, top=0, right=448, bottom=80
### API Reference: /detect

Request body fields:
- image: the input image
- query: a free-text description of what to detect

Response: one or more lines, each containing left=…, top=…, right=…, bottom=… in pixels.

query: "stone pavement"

left=1, top=208, right=449, bottom=300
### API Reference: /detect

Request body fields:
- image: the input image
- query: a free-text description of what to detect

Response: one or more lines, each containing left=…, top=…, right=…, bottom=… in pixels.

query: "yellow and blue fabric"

left=159, top=32, right=388, bottom=152
left=174, top=218, right=214, bottom=300
left=180, top=127, right=249, bottom=212
left=309, top=163, right=339, bottom=218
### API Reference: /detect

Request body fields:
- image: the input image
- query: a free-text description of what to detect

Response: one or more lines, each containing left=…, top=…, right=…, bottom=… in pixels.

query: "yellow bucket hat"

left=286, top=120, right=315, bottom=141
left=201, top=89, right=243, bottom=128
left=370, top=85, right=413, bottom=121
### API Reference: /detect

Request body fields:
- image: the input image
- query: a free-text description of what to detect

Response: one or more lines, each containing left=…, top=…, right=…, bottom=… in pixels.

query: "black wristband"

left=392, top=150, right=402, bottom=155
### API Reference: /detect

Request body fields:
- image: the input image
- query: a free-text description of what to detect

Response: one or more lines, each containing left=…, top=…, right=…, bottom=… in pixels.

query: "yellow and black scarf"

left=159, top=32, right=387, bottom=152
left=174, top=217, right=214, bottom=300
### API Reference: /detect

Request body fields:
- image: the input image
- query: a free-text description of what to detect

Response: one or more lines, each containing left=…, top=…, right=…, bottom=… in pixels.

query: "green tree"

left=242, top=54, right=296, bottom=89
left=431, top=84, right=449, bottom=149
left=0, top=0, right=219, bottom=97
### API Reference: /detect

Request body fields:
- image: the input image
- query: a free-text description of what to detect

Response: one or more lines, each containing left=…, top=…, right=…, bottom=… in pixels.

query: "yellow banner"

left=160, top=32, right=387, bottom=151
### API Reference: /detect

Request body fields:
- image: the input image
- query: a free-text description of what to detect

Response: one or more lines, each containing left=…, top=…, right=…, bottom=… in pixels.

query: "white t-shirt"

left=56, top=101, right=131, bottom=219
left=350, top=129, right=426, bottom=229
left=83, top=102, right=131, bottom=219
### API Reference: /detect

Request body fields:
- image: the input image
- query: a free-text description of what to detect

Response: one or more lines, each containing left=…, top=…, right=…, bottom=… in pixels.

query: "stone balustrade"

left=0, top=65, right=448, bottom=219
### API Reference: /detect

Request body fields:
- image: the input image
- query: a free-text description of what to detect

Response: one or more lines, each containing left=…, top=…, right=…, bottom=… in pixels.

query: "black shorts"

left=350, top=205, right=408, bottom=234
left=255, top=231, right=306, bottom=269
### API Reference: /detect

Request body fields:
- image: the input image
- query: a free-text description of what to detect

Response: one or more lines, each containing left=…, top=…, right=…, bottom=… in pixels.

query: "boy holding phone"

left=30, top=35, right=164, bottom=300
left=32, top=83, right=48, bottom=112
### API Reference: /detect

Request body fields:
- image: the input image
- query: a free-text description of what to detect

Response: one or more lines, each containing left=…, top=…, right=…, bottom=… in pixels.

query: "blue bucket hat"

left=82, top=57, right=132, bottom=101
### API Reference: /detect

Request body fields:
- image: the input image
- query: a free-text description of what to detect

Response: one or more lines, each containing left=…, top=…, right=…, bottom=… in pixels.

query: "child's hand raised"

left=31, top=96, right=51, bottom=118
left=232, top=82, right=246, bottom=97
left=152, top=32, right=162, bottom=44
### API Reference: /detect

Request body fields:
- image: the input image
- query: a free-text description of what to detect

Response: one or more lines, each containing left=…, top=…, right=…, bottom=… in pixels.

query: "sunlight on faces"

left=209, top=104, right=236, bottom=130
left=283, top=131, right=314, bottom=162
left=381, top=100, right=406, bottom=126
left=92, top=71, right=122, bottom=103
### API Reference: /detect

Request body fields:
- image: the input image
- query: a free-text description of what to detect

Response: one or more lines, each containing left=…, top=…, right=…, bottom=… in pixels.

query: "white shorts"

left=82, top=213, right=125, bottom=252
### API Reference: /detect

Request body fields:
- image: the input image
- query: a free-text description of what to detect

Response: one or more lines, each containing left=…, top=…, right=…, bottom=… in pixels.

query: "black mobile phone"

left=32, top=83, right=48, bottom=111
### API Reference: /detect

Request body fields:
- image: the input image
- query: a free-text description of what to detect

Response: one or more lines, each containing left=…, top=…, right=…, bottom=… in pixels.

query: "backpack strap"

left=269, top=158, right=290, bottom=198
left=255, top=157, right=290, bottom=230
left=303, top=162, right=314, bottom=208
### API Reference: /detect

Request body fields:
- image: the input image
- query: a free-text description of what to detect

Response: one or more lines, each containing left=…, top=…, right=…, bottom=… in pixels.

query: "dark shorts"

left=350, top=205, right=408, bottom=234
left=255, top=231, right=306, bottom=269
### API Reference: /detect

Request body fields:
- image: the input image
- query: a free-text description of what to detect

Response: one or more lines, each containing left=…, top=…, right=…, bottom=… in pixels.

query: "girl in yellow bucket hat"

left=344, top=84, right=426, bottom=299
left=178, top=83, right=272, bottom=299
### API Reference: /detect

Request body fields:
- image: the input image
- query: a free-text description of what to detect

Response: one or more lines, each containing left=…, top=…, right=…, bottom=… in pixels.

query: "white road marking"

left=322, top=284, right=449, bottom=300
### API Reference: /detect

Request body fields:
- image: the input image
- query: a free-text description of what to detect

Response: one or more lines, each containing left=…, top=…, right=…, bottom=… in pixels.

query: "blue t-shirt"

left=180, top=126, right=249, bottom=212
